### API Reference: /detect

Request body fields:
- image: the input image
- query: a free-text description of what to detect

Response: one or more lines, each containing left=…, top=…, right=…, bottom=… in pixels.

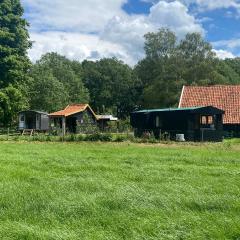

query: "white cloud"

left=21, top=0, right=127, bottom=32
left=149, top=1, right=203, bottom=36
left=213, top=38, right=240, bottom=49
left=101, top=1, right=204, bottom=63
left=23, top=0, right=204, bottom=65
left=143, top=0, right=240, bottom=13
left=213, top=49, right=236, bottom=59
left=28, top=31, right=132, bottom=64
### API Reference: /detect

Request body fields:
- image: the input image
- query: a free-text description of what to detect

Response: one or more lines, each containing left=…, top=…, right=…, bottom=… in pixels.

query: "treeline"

left=0, top=0, right=240, bottom=126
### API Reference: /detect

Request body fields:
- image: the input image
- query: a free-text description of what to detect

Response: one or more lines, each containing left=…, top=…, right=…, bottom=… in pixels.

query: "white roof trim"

left=178, top=85, right=185, bottom=108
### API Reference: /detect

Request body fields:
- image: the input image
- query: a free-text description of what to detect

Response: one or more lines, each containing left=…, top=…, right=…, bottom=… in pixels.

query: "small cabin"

left=130, top=106, right=225, bottom=142
left=97, top=115, right=118, bottom=131
left=18, top=111, right=49, bottom=131
left=49, top=104, right=98, bottom=134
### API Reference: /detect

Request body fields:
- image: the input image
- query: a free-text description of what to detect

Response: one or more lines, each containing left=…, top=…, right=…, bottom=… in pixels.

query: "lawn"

left=0, top=141, right=240, bottom=240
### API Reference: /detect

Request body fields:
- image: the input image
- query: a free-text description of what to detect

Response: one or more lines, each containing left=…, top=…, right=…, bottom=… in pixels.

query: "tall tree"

left=0, top=0, right=31, bottom=87
left=35, top=53, right=89, bottom=104
left=136, top=29, right=183, bottom=108
left=28, top=66, right=69, bottom=112
left=82, top=58, right=141, bottom=118
left=178, top=33, right=223, bottom=85
left=136, top=28, right=227, bottom=108
left=28, top=53, right=89, bottom=112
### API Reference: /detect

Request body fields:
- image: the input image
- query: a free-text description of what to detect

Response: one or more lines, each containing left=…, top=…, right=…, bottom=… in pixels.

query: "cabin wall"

left=69, top=109, right=98, bottom=133
left=223, top=124, right=240, bottom=137
left=131, top=110, right=224, bottom=142
left=40, top=114, right=49, bottom=131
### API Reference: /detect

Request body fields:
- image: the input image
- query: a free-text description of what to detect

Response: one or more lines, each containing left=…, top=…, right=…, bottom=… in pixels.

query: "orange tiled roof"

left=179, top=85, right=240, bottom=124
left=49, top=104, right=97, bottom=118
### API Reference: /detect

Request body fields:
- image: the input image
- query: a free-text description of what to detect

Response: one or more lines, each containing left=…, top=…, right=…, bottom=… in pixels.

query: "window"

left=20, top=115, right=24, bottom=122
left=201, top=116, right=207, bottom=125
left=208, top=116, right=213, bottom=125
left=201, top=115, right=214, bottom=127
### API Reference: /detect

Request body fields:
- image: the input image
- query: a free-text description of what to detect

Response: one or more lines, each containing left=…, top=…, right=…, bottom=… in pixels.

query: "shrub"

left=85, top=133, right=113, bottom=142
left=77, top=134, right=85, bottom=141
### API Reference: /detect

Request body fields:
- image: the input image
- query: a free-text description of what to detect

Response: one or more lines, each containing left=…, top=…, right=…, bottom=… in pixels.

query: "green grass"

left=0, top=141, right=240, bottom=239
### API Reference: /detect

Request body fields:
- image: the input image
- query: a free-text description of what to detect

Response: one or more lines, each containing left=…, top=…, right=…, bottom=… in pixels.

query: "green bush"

left=85, top=133, right=113, bottom=142
left=77, top=134, right=85, bottom=141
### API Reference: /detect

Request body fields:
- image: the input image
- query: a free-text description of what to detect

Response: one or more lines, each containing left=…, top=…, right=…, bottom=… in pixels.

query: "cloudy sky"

left=21, top=0, right=240, bottom=66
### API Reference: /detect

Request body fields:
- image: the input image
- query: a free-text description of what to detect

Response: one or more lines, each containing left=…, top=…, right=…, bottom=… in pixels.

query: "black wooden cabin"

left=130, top=106, right=225, bottom=142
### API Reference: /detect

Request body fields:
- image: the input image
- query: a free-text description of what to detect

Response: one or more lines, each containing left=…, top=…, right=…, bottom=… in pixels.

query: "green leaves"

left=28, top=53, right=89, bottom=112
left=82, top=58, right=141, bottom=118
left=136, top=28, right=235, bottom=109
left=0, top=0, right=31, bottom=88
left=0, top=84, right=27, bottom=127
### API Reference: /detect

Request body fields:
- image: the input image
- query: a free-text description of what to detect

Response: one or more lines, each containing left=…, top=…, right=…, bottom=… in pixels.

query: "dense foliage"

left=135, top=29, right=239, bottom=108
left=82, top=58, right=141, bottom=118
left=0, top=0, right=31, bottom=126
left=28, top=53, right=89, bottom=112
left=1, top=0, right=240, bottom=126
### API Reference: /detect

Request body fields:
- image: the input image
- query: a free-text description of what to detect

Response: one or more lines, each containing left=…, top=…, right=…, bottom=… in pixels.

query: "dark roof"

left=19, top=110, right=48, bottom=115
left=135, top=107, right=202, bottom=113
left=133, top=106, right=224, bottom=114
left=179, top=85, right=240, bottom=124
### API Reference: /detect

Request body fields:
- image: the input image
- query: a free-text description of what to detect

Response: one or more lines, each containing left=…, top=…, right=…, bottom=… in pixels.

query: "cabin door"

left=36, top=114, right=40, bottom=130
left=19, top=114, right=25, bottom=129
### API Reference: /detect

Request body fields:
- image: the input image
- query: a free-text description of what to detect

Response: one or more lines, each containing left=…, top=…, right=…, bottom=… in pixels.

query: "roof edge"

left=178, top=85, right=185, bottom=108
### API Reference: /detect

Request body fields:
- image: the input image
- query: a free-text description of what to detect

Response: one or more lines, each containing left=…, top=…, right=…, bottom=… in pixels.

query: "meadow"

left=0, top=140, right=240, bottom=239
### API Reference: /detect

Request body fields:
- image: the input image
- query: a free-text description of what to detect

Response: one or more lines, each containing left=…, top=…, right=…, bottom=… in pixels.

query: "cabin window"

left=20, top=115, right=24, bottom=122
left=201, top=116, right=207, bottom=125
left=208, top=116, right=213, bottom=125
left=36, top=115, right=40, bottom=121
left=200, top=115, right=214, bottom=127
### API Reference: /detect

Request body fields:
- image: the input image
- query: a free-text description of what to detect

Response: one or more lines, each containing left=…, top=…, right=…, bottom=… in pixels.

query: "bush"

left=85, top=133, right=113, bottom=142
left=77, top=134, right=85, bottom=141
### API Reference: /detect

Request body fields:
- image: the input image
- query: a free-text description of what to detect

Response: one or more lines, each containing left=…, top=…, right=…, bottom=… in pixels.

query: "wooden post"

left=7, top=128, right=9, bottom=140
left=62, top=116, right=66, bottom=140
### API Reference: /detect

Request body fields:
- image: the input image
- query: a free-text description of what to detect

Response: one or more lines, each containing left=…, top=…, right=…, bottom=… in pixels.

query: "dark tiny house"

left=130, top=106, right=225, bottom=142
left=18, top=111, right=49, bottom=131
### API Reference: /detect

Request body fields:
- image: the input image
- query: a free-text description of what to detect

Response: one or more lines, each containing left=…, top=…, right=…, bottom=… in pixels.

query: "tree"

left=136, top=28, right=228, bottom=108
left=28, top=66, right=69, bottom=112
left=28, top=53, right=90, bottom=112
left=0, top=0, right=31, bottom=88
left=178, top=33, right=223, bottom=85
left=219, top=58, right=240, bottom=84
left=136, top=29, right=183, bottom=108
left=0, top=84, right=27, bottom=127
left=82, top=58, right=141, bottom=118
left=34, top=53, right=89, bottom=104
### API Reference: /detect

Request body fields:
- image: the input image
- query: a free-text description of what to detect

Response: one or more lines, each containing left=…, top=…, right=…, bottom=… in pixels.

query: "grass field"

left=0, top=141, right=240, bottom=239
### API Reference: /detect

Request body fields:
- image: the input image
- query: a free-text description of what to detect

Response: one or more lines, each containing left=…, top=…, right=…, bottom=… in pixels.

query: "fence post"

left=201, top=129, right=204, bottom=142
left=7, top=128, right=9, bottom=141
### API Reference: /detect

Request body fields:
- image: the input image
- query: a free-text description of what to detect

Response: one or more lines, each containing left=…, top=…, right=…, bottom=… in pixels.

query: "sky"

left=21, top=0, right=240, bottom=66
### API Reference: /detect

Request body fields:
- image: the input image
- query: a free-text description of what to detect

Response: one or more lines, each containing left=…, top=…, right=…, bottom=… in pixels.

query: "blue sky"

left=21, top=0, right=240, bottom=65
